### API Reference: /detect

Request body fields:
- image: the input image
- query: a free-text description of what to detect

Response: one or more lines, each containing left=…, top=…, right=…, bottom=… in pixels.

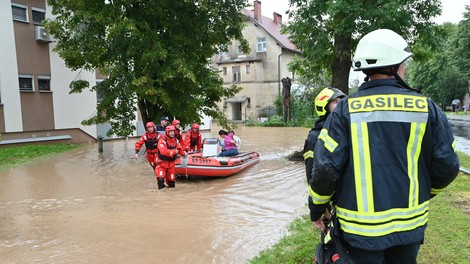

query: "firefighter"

left=184, top=123, right=203, bottom=152
left=155, top=125, right=186, bottom=189
left=303, top=87, right=345, bottom=183
left=172, top=119, right=184, bottom=144
left=309, top=29, right=460, bottom=263
left=135, top=121, right=162, bottom=169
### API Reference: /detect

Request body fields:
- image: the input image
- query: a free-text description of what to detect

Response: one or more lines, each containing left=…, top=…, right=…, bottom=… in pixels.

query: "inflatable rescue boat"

left=175, top=138, right=260, bottom=177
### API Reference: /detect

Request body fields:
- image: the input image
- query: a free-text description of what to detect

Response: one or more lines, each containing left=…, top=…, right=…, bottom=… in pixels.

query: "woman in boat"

left=218, top=129, right=227, bottom=151
left=155, top=125, right=186, bottom=189
left=184, top=123, right=203, bottom=152
left=135, top=121, right=162, bottom=169
left=219, top=130, right=239, bottom=157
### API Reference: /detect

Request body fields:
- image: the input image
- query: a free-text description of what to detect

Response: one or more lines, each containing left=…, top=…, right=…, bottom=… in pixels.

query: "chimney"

left=273, top=12, right=282, bottom=24
left=253, top=0, right=261, bottom=21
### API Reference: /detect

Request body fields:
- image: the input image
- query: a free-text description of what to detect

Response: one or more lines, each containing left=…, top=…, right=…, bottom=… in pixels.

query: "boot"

left=168, top=180, right=175, bottom=188
left=157, top=178, right=166, bottom=190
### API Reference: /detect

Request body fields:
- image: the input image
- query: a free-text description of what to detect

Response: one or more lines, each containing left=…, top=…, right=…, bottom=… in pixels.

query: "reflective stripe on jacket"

left=309, top=79, right=460, bottom=250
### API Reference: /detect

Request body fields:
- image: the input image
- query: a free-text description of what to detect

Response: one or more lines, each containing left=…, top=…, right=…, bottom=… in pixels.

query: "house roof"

left=242, top=9, right=300, bottom=54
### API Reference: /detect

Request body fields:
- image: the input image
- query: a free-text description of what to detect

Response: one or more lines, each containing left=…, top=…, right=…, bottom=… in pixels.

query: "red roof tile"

left=242, top=9, right=300, bottom=53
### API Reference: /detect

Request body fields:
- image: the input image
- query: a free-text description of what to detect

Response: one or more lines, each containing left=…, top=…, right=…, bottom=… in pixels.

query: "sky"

left=255, top=0, right=468, bottom=24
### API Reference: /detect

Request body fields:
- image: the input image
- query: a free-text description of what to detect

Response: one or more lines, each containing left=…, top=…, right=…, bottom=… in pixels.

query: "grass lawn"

left=0, top=144, right=80, bottom=172
left=250, top=152, right=470, bottom=263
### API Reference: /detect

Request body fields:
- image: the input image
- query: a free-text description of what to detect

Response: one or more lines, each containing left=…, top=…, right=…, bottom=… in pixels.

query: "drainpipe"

left=278, top=47, right=286, bottom=97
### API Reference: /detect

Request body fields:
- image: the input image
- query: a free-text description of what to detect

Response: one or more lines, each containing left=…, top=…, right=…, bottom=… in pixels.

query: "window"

left=12, top=3, right=28, bottom=22
left=246, top=65, right=251, bottom=74
left=19, top=75, right=33, bottom=91
left=257, top=37, right=267, bottom=52
left=232, top=66, right=241, bottom=83
left=38, top=76, right=51, bottom=91
left=32, top=7, right=46, bottom=25
left=223, top=67, right=227, bottom=76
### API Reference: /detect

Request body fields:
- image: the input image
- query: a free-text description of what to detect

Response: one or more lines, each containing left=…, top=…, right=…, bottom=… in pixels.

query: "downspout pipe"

left=278, top=47, right=286, bottom=97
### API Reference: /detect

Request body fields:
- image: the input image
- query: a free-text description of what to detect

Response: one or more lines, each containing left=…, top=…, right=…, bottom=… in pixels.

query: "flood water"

left=2, top=121, right=469, bottom=264
left=0, top=126, right=310, bottom=264
left=450, top=119, right=470, bottom=155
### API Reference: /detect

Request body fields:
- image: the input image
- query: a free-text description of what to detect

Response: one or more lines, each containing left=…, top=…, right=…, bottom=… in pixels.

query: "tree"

left=453, top=6, right=470, bottom=83
left=45, top=0, right=248, bottom=136
left=281, top=77, right=292, bottom=122
left=408, top=22, right=469, bottom=107
left=285, top=0, right=441, bottom=95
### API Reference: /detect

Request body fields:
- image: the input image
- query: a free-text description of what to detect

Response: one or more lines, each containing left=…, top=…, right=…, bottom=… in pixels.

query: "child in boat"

left=219, top=130, right=239, bottom=157
left=229, top=129, right=241, bottom=150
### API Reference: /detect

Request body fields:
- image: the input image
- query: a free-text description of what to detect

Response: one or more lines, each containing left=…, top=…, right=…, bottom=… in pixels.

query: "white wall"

left=46, top=5, right=98, bottom=139
left=49, top=49, right=98, bottom=138
left=0, top=1, right=23, bottom=132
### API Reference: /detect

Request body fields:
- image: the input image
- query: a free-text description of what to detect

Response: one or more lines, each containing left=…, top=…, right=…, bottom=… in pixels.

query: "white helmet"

left=353, top=29, right=412, bottom=71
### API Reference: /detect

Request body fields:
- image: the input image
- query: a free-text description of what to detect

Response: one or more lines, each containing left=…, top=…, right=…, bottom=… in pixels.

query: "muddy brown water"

left=0, top=126, right=310, bottom=264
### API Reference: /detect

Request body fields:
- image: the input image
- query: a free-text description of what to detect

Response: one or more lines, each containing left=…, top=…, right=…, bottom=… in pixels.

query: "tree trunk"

left=138, top=99, right=162, bottom=125
left=331, top=33, right=352, bottom=95
left=282, top=77, right=292, bottom=123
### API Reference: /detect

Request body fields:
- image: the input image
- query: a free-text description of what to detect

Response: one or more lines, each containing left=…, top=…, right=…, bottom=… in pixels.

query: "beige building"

left=212, top=1, right=301, bottom=122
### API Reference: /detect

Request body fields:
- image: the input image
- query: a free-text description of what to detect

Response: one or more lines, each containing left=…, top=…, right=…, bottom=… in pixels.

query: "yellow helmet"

left=314, top=87, right=346, bottom=117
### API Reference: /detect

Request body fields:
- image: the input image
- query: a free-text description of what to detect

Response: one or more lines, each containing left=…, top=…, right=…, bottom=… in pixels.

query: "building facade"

left=1, top=1, right=213, bottom=144
left=1, top=0, right=122, bottom=144
left=212, top=0, right=301, bottom=122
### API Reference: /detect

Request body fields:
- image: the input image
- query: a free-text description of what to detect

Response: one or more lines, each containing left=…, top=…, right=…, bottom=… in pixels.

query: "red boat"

left=175, top=151, right=260, bottom=177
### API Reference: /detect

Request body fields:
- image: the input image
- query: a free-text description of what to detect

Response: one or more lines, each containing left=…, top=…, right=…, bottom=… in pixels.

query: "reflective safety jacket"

left=135, top=132, right=162, bottom=154
left=184, top=131, right=203, bottom=151
left=303, top=117, right=327, bottom=183
left=310, top=79, right=460, bottom=251
left=303, top=118, right=328, bottom=222
left=157, top=135, right=185, bottom=163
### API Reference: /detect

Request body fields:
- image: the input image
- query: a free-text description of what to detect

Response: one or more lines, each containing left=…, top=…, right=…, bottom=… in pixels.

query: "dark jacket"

left=309, top=78, right=460, bottom=251
left=304, top=117, right=328, bottom=224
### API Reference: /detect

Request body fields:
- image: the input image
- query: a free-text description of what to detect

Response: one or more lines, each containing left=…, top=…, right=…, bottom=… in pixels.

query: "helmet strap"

left=364, top=66, right=422, bottom=93
left=391, top=66, right=422, bottom=93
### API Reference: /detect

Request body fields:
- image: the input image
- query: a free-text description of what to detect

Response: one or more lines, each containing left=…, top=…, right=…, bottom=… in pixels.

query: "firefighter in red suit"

left=172, top=119, right=184, bottom=144
left=155, top=125, right=186, bottom=189
left=135, top=121, right=162, bottom=169
left=184, top=123, right=203, bottom=152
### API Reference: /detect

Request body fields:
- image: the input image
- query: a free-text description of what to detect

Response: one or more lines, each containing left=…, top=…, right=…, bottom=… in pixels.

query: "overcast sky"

left=256, top=0, right=468, bottom=24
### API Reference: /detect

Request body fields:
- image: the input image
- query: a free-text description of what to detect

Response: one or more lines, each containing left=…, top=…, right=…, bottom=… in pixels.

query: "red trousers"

left=154, top=160, right=176, bottom=184
left=146, top=153, right=157, bottom=168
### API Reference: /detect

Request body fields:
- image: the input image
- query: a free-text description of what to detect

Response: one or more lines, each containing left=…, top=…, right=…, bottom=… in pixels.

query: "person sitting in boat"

left=184, top=123, right=203, bottom=152
left=172, top=119, right=184, bottom=144
left=218, top=129, right=228, bottom=151
left=229, top=129, right=241, bottom=150
left=155, top=125, right=186, bottom=189
left=135, top=121, right=162, bottom=169
left=219, top=130, right=239, bottom=157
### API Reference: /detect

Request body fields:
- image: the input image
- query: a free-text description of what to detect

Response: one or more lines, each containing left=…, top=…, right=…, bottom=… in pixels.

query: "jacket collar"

left=358, top=78, right=403, bottom=91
